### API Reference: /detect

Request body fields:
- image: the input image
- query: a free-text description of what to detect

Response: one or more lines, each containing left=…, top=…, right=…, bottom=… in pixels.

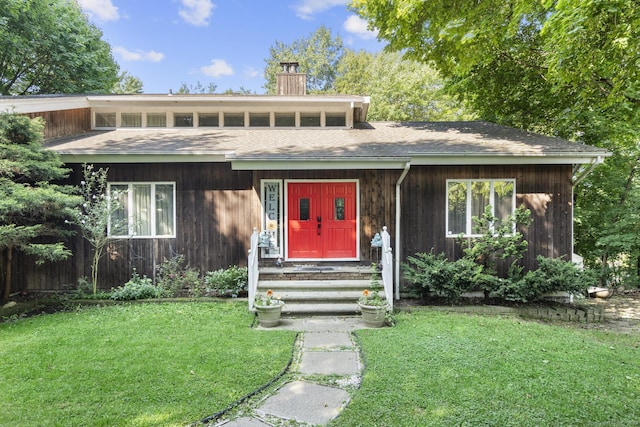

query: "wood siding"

left=10, top=163, right=573, bottom=293
left=26, top=108, right=91, bottom=140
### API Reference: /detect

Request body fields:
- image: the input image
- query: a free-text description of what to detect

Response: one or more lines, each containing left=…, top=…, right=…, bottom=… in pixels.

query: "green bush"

left=204, top=265, right=248, bottom=296
left=491, top=256, right=597, bottom=302
left=111, top=270, right=158, bottom=301
left=403, top=252, right=482, bottom=302
left=156, top=255, right=202, bottom=297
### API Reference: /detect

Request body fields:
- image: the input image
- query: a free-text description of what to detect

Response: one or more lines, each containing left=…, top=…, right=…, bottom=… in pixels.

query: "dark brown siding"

left=401, top=165, right=574, bottom=274
left=11, top=163, right=573, bottom=293
left=26, top=108, right=91, bottom=139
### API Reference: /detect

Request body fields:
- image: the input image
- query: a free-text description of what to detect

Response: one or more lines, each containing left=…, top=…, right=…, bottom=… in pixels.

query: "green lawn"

left=333, top=310, right=640, bottom=427
left=0, top=301, right=295, bottom=426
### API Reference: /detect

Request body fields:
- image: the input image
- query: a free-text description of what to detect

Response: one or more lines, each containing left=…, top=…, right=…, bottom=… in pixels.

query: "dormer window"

left=275, top=113, right=295, bottom=127
left=249, top=113, right=270, bottom=127
left=174, top=113, right=193, bottom=127
left=147, top=113, right=166, bottom=127
left=300, top=112, right=320, bottom=127
left=121, top=113, right=142, bottom=127
left=224, top=112, right=244, bottom=127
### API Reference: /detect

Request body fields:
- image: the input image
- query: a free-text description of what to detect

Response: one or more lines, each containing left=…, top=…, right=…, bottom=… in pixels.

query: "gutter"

left=395, top=161, right=411, bottom=300
left=572, top=156, right=605, bottom=187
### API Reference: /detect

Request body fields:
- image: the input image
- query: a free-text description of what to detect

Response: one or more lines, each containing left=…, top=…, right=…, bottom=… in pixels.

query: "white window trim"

left=108, top=182, right=176, bottom=238
left=446, top=179, right=516, bottom=237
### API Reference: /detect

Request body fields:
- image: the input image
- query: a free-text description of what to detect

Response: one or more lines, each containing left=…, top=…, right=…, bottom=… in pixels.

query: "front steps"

left=257, top=265, right=384, bottom=315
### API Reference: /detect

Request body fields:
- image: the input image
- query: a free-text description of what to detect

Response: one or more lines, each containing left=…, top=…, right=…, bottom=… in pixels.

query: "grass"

left=332, top=310, right=640, bottom=426
left=0, top=301, right=295, bottom=426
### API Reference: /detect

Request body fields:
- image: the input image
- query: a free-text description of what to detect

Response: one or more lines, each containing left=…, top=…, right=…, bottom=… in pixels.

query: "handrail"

left=380, top=226, right=393, bottom=310
left=247, top=227, right=259, bottom=310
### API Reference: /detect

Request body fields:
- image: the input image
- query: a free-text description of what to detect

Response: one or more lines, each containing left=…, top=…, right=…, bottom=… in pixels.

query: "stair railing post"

left=380, top=226, right=393, bottom=310
left=248, top=227, right=259, bottom=310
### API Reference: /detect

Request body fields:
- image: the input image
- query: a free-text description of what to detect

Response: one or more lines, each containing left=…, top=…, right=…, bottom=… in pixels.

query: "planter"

left=255, top=302, right=284, bottom=327
left=358, top=303, right=387, bottom=328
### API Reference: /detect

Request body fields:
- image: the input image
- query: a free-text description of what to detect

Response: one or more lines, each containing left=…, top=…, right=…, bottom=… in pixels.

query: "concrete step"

left=257, top=279, right=371, bottom=291
left=281, top=302, right=361, bottom=316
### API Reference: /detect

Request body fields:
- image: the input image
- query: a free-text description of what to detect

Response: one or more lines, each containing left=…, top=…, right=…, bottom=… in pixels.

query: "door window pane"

left=300, top=198, right=310, bottom=221
left=335, top=198, right=345, bottom=220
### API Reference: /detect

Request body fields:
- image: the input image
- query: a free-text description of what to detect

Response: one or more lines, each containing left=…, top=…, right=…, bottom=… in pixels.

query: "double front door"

left=287, top=182, right=357, bottom=259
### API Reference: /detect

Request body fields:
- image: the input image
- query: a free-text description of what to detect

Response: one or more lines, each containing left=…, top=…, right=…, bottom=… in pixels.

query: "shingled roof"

left=45, top=120, right=609, bottom=169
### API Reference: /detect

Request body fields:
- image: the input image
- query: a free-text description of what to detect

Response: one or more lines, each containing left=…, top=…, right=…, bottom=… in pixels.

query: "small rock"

left=3, top=301, right=17, bottom=309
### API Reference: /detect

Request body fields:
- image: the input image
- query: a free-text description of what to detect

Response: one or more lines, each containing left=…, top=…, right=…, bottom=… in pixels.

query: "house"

left=1, top=65, right=609, bottom=308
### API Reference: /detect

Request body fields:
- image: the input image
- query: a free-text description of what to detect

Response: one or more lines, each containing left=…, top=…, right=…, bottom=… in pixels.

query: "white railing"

left=247, top=227, right=259, bottom=310
left=380, top=226, right=393, bottom=310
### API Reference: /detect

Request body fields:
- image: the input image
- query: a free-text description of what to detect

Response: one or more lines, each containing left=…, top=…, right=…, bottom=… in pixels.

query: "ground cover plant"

left=0, top=301, right=295, bottom=426
left=334, top=310, right=640, bottom=426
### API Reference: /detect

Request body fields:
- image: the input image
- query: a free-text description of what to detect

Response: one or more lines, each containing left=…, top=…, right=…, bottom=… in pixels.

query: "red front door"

left=287, top=182, right=357, bottom=259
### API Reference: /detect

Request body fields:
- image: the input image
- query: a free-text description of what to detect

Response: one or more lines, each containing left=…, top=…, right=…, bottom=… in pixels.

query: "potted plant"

left=254, top=289, right=284, bottom=327
left=358, top=266, right=389, bottom=327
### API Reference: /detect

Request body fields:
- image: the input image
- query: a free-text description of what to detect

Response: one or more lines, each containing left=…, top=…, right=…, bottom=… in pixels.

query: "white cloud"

left=243, top=66, right=261, bottom=79
left=291, top=0, right=346, bottom=20
left=343, top=15, right=378, bottom=40
left=114, top=47, right=165, bottom=62
left=179, top=0, right=215, bottom=27
left=201, top=59, right=234, bottom=77
left=77, top=0, right=120, bottom=21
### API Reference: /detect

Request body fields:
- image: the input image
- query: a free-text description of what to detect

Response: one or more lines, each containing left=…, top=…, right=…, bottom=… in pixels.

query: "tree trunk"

left=3, top=245, right=13, bottom=303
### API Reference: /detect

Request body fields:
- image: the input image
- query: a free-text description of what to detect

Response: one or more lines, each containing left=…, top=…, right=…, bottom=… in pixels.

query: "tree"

left=177, top=81, right=217, bottom=94
left=0, top=0, right=119, bottom=95
left=112, top=72, right=144, bottom=94
left=263, top=26, right=344, bottom=94
left=70, top=164, right=125, bottom=295
left=0, top=113, right=80, bottom=301
left=353, top=0, right=640, bottom=284
left=335, top=50, right=475, bottom=121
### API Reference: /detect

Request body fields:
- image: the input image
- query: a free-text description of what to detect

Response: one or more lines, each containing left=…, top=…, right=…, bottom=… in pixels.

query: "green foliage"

left=204, top=265, right=248, bottom=296
left=69, top=164, right=125, bottom=295
left=112, top=71, right=143, bottom=94
left=457, top=205, right=532, bottom=276
left=335, top=50, right=475, bottom=121
left=110, top=270, right=157, bottom=301
left=403, top=252, right=482, bottom=302
left=352, top=0, right=640, bottom=282
left=0, top=0, right=119, bottom=95
left=0, top=113, right=79, bottom=301
left=263, top=25, right=344, bottom=94
left=156, top=255, right=203, bottom=297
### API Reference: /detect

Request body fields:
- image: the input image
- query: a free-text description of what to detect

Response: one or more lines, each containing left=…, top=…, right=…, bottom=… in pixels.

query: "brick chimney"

left=276, top=61, right=306, bottom=95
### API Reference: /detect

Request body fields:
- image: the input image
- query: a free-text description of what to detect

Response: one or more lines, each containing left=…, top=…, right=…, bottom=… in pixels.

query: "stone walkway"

left=212, top=317, right=367, bottom=426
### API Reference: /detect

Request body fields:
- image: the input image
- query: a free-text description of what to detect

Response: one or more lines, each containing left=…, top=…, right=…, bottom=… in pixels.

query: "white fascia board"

left=409, top=153, right=611, bottom=165
left=0, top=96, right=90, bottom=114
left=230, top=158, right=410, bottom=170
left=59, top=152, right=229, bottom=164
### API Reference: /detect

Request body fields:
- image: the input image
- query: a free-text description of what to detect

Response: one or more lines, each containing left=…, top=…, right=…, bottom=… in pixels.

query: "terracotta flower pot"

left=255, top=302, right=283, bottom=327
left=358, top=303, right=387, bottom=328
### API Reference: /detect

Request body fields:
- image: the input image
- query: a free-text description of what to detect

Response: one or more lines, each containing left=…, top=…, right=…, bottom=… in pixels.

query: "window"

left=109, top=183, right=176, bottom=238
left=199, top=113, right=219, bottom=127
left=326, top=113, right=346, bottom=127
left=300, top=112, right=320, bottom=127
left=249, top=113, right=270, bottom=127
left=275, top=112, right=295, bottom=127
left=174, top=113, right=193, bottom=127
left=224, top=112, right=245, bottom=127
left=95, top=112, right=116, bottom=128
left=121, top=113, right=142, bottom=127
left=446, top=179, right=515, bottom=236
left=146, top=113, right=166, bottom=127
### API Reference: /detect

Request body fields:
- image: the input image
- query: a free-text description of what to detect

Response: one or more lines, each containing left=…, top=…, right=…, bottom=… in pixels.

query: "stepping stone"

left=299, top=351, right=359, bottom=376
left=257, top=381, right=350, bottom=425
left=303, top=331, right=353, bottom=349
left=220, top=417, right=270, bottom=426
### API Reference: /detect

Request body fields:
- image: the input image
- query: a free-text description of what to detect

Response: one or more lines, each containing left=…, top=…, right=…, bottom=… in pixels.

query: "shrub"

left=204, top=265, right=248, bottom=297
left=156, top=255, right=202, bottom=297
left=491, top=256, right=598, bottom=302
left=111, top=270, right=158, bottom=301
left=403, top=252, right=481, bottom=302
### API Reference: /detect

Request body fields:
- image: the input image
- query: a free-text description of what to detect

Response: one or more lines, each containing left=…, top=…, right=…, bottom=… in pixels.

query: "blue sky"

left=77, top=0, right=385, bottom=94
